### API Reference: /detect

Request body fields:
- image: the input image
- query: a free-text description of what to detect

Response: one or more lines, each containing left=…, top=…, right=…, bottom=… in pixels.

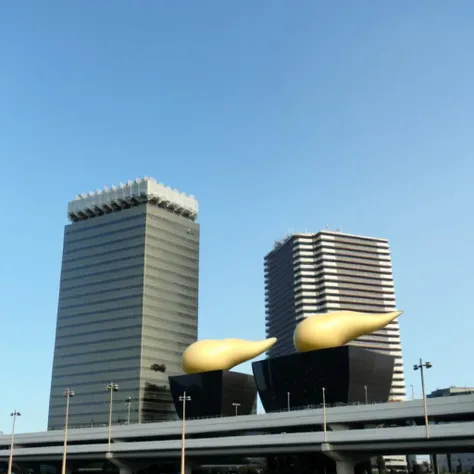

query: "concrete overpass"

left=1, top=394, right=473, bottom=446
left=2, top=422, right=474, bottom=460
left=1, top=396, right=473, bottom=474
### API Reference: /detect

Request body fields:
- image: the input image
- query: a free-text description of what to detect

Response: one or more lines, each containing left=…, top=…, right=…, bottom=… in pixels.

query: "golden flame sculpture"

left=182, top=337, right=277, bottom=374
left=293, top=310, right=402, bottom=352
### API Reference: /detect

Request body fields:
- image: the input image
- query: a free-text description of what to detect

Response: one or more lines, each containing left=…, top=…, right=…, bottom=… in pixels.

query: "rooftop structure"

left=428, top=387, right=474, bottom=398
left=68, top=177, right=198, bottom=222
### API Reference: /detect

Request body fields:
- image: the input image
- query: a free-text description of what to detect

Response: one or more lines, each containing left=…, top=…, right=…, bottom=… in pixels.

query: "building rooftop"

left=428, top=387, right=474, bottom=398
left=266, top=229, right=389, bottom=257
left=67, top=176, right=198, bottom=223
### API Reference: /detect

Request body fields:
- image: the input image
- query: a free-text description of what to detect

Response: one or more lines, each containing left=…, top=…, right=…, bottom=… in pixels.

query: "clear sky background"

left=1, top=1, right=473, bottom=433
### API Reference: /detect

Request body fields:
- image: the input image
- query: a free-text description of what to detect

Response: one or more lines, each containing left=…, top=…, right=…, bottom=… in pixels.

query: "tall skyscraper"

left=47, top=177, right=199, bottom=430
left=264, top=230, right=405, bottom=400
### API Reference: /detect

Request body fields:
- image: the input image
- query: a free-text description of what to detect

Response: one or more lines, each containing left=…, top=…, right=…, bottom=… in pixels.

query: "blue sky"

left=1, top=1, right=473, bottom=433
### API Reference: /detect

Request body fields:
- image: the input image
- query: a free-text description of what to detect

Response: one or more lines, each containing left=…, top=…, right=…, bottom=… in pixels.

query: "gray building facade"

left=264, top=230, right=405, bottom=400
left=48, top=178, right=199, bottom=430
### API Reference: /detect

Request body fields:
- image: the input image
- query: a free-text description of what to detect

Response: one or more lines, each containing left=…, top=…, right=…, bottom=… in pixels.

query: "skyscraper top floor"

left=267, top=230, right=389, bottom=258
left=67, top=176, right=198, bottom=223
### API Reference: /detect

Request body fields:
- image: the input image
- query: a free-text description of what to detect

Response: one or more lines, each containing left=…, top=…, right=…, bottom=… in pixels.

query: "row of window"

left=59, top=290, right=142, bottom=312
left=58, top=314, right=197, bottom=341
left=292, top=245, right=391, bottom=262
left=295, top=234, right=389, bottom=250
left=62, top=240, right=198, bottom=275
left=66, top=212, right=145, bottom=237
left=58, top=309, right=197, bottom=333
left=294, top=266, right=393, bottom=282
left=64, top=227, right=144, bottom=254
left=61, top=263, right=143, bottom=284
left=293, top=296, right=395, bottom=309
left=59, top=271, right=198, bottom=305
left=56, top=321, right=194, bottom=347
left=293, top=259, right=393, bottom=276
left=58, top=296, right=196, bottom=326
left=54, top=333, right=188, bottom=356
left=59, top=285, right=198, bottom=316
left=53, top=341, right=184, bottom=362
left=53, top=350, right=184, bottom=372
left=66, top=217, right=198, bottom=256
left=62, top=253, right=144, bottom=275
left=63, top=241, right=145, bottom=265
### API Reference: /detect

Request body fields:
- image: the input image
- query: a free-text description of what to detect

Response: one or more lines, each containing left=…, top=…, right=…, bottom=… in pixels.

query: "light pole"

left=232, top=402, right=241, bottom=416
left=287, top=392, right=290, bottom=411
left=322, top=387, right=327, bottom=442
left=414, top=358, right=432, bottom=439
left=179, top=392, right=191, bottom=474
left=7, top=410, right=21, bottom=474
left=61, top=389, right=75, bottom=474
left=125, top=397, right=132, bottom=425
left=411, top=384, right=415, bottom=400
left=106, top=383, right=119, bottom=452
left=364, top=385, right=368, bottom=404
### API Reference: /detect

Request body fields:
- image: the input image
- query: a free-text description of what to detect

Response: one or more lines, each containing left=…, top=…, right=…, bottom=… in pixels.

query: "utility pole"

left=414, top=359, right=432, bottom=438
left=179, top=392, right=191, bottom=474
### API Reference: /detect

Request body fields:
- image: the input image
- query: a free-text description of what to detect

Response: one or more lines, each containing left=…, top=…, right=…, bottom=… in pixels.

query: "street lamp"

left=322, top=387, right=327, bottom=442
left=287, top=392, right=291, bottom=412
left=7, top=410, right=21, bottom=474
left=106, top=383, right=119, bottom=452
left=179, top=392, right=191, bottom=474
left=61, top=389, right=75, bottom=474
left=414, top=358, right=432, bottom=438
left=364, top=385, right=368, bottom=404
left=125, top=397, right=132, bottom=425
left=232, top=402, right=241, bottom=416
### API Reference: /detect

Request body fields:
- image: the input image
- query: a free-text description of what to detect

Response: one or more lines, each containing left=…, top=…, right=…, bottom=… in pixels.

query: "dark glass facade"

left=169, top=370, right=257, bottom=419
left=252, top=346, right=394, bottom=412
left=48, top=202, right=199, bottom=430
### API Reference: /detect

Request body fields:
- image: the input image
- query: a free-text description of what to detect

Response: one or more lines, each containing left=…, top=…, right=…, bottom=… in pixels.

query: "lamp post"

left=125, top=397, right=132, bottom=425
left=179, top=392, right=191, bottom=474
left=106, top=383, right=119, bottom=452
left=322, top=387, right=327, bottom=442
left=7, top=410, right=21, bottom=474
left=232, top=402, right=241, bottom=416
left=411, top=384, right=415, bottom=400
left=287, top=392, right=290, bottom=411
left=61, top=389, right=75, bottom=474
left=414, top=358, right=432, bottom=439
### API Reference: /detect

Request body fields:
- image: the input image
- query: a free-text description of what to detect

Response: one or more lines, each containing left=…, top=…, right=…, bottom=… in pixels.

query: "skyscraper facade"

left=264, top=230, right=405, bottom=400
left=47, top=177, right=199, bottom=430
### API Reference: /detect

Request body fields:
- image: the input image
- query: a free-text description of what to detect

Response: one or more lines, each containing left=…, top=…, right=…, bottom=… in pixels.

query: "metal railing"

left=52, top=398, right=403, bottom=431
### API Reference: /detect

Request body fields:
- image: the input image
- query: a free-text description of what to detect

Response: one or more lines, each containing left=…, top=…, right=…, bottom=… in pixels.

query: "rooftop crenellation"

left=67, top=176, right=198, bottom=223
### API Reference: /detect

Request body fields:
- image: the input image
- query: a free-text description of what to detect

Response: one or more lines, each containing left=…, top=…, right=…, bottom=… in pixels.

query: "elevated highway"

left=0, top=395, right=473, bottom=464
left=0, top=423, right=473, bottom=462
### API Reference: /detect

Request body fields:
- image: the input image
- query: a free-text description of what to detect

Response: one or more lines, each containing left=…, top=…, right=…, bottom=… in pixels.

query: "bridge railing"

left=54, top=399, right=399, bottom=431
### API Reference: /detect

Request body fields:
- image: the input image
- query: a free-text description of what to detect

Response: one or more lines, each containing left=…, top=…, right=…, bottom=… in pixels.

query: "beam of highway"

left=1, top=422, right=474, bottom=461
